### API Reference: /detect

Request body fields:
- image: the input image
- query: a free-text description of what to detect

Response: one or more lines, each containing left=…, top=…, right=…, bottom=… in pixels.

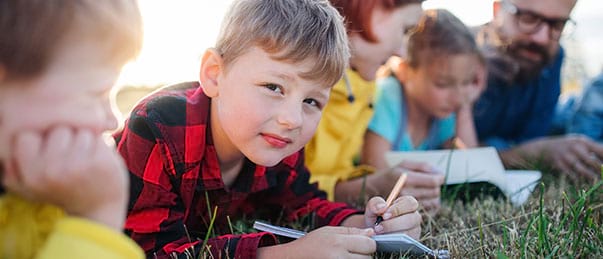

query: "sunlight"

left=117, top=0, right=602, bottom=88
left=117, top=1, right=233, bottom=87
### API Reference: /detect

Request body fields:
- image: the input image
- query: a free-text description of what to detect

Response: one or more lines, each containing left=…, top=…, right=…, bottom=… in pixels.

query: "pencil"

left=375, top=173, right=408, bottom=226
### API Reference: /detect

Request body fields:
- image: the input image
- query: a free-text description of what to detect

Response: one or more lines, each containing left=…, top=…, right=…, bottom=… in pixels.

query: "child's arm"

left=2, top=127, right=143, bottom=258
left=454, top=60, right=487, bottom=148
left=116, top=116, right=279, bottom=258
left=454, top=103, right=478, bottom=148
left=362, top=130, right=393, bottom=170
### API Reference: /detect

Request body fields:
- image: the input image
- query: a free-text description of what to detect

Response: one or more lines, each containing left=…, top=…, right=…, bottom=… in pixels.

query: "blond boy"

left=0, top=0, right=143, bottom=258
left=115, top=0, right=421, bottom=258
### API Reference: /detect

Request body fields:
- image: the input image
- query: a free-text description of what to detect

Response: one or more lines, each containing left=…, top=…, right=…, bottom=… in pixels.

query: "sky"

left=117, top=0, right=603, bottom=87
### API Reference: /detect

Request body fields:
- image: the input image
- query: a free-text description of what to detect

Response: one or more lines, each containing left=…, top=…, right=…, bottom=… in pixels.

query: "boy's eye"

left=263, top=83, right=283, bottom=94
left=304, top=98, right=322, bottom=109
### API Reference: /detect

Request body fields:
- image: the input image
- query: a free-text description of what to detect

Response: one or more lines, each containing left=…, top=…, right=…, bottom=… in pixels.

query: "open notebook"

left=385, top=147, right=542, bottom=206
left=253, top=221, right=450, bottom=258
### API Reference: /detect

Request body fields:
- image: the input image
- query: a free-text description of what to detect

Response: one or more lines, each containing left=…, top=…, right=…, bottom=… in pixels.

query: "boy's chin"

left=247, top=153, right=289, bottom=168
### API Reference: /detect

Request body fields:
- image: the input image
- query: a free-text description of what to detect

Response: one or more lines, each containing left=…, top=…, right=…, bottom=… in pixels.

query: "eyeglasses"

left=501, top=0, right=576, bottom=39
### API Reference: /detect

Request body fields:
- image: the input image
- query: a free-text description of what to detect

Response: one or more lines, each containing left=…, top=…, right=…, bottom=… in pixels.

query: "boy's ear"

left=199, top=48, right=223, bottom=98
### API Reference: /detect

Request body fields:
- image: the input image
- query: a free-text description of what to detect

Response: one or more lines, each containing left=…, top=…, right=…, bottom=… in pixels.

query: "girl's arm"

left=361, top=130, right=394, bottom=170
left=454, top=104, right=478, bottom=148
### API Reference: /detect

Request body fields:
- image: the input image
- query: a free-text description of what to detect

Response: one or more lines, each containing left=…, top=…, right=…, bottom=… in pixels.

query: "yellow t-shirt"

left=0, top=193, right=144, bottom=259
left=305, top=69, right=376, bottom=200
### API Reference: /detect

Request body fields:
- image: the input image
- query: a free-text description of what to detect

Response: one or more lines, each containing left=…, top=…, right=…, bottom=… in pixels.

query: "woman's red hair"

left=329, top=0, right=424, bottom=42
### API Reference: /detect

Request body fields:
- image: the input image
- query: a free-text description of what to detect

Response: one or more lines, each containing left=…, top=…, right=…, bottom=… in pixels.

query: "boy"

left=116, top=0, right=422, bottom=258
left=0, top=0, right=143, bottom=258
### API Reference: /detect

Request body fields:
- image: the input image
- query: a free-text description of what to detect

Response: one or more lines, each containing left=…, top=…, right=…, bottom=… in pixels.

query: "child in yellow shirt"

left=0, top=0, right=143, bottom=258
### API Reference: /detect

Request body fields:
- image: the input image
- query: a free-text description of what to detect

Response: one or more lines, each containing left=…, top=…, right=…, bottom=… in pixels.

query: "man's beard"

left=503, top=40, right=551, bottom=83
left=478, top=25, right=555, bottom=84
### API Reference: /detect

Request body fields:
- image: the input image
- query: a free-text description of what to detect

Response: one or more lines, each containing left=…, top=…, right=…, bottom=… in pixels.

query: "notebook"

left=385, top=147, right=542, bottom=206
left=253, top=221, right=450, bottom=258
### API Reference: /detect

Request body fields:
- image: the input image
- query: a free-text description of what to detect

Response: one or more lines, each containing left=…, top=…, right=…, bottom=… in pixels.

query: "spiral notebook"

left=253, top=221, right=449, bottom=258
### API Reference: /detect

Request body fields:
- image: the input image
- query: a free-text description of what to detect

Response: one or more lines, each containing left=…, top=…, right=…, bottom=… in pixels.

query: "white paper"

left=385, top=147, right=541, bottom=206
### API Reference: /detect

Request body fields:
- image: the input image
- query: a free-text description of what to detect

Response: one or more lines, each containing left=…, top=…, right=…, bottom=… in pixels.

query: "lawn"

left=420, top=170, right=603, bottom=258
left=210, top=171, right=603, bottom=259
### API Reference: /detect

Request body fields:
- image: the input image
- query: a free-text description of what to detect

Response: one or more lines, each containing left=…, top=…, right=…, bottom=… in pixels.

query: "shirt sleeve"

left=116, top=109, right=277, bottom=258
left=567, top=75, right=603, bottom=140
left=37, top=217, right=144, bottom=259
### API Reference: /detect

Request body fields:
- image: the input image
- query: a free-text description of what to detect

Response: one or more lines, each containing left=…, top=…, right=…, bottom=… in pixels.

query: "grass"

left=186, top=170, right=602, bottom=258
left=418, top=171, right=603, bottom=258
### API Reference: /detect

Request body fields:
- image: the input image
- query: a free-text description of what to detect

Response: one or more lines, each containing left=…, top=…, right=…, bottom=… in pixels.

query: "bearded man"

left=474, top=0, right=603, bottom=181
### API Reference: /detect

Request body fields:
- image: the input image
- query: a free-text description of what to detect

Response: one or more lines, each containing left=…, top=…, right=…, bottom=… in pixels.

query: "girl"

left=363, top=9, right=486, bottom=171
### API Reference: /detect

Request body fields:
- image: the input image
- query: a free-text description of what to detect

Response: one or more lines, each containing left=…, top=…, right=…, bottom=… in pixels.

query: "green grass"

left=419, top=172, right=603, bottom=258
left=185, top=171, right=602, bottom=258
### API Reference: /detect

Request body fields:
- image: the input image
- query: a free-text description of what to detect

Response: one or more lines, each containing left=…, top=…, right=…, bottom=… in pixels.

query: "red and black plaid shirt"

left=115, top=82, right=361, bottom=258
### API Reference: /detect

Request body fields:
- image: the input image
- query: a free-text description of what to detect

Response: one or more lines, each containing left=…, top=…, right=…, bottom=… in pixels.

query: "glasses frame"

left=500, top=0, right=576, bottom=39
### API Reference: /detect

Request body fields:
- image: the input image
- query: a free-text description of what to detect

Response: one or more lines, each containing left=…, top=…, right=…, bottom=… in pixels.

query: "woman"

left=305, top=0, right=444, bottom=214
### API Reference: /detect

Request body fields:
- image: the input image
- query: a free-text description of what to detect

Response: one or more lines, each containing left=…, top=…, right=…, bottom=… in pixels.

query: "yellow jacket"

left=305, top=69, right=376, bottom=201
left=0, top=193, right=144, bottom=259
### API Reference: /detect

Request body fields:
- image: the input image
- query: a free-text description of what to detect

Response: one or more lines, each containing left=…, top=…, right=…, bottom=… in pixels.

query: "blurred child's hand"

left=257, top=226, right=376, bottom=259
left=464, top=61, right=487, bottom=106
left=3, top=126, right=129, bottom=230
left=365, top=195, right=422, bottom=239
left=368, top=160, right=444, bottom=215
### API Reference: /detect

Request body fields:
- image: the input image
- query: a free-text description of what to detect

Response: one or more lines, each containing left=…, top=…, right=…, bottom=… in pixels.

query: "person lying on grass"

left=114, top=0, right=421, bottom=258
left=0, top=0, right=144, bottom=258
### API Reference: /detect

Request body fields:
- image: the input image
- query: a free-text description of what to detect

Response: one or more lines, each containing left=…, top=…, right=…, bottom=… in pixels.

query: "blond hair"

left=0, top=0, right=143, bottom=81
left=216, top=0, right=349, bottom=88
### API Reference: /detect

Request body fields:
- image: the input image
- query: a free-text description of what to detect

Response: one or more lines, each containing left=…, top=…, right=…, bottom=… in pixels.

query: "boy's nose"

left=277, top=102, right=303, bottom=130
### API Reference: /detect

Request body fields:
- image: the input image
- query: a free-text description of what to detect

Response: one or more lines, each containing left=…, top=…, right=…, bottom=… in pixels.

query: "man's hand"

left=501, top=134, right=603, bottom=182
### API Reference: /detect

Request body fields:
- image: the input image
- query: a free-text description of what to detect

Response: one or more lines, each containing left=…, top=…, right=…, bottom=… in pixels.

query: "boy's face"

left=0, top=38, right=122, bottom=161
left=404, top=54, right=480, bottom=119
left=203, top=47, right=331, bottom=167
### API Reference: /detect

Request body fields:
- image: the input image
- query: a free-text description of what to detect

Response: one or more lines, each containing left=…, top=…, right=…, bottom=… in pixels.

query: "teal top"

left=368, top=76, right=455, bottom=151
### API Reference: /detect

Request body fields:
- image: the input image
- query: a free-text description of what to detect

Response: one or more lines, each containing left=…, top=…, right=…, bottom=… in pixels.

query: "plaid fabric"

left=115, top=82, right=361, bottom=258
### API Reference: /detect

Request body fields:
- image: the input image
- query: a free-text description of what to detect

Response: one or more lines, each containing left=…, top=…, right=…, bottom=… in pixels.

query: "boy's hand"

left=366, top=196, right=422, bottom=239
left=3, top=126, right=129, bottom=230
left=257, top=226, right=376, bottom=259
